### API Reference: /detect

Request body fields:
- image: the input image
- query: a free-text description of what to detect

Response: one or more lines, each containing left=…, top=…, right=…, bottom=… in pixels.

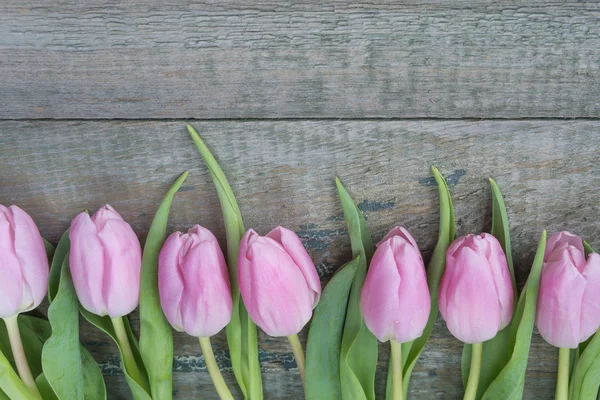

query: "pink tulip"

left=238, top=227, right=321, bottom=337
left=439, top=233, right=514, bottom=343
left=158, top=225, right=232, bottom=337
left=536, top=231, right=600, bottom=348
left=69, top=204, right=142, bottom=317
left=361, top=227, right=430, bottom=343
left=0, top=205, right=49, bottom=318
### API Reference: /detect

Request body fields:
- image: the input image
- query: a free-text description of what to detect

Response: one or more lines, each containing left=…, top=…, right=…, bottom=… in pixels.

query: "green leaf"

left=187, top=124, right=262, bottom=399
left=305, top=257, right=359, bottom=400
left=48, top=230, right=71, bottom=303
left=0, top=349, right=39, bottom=400
left=0, top=316, right=52, bottom=381
left=43, top=239, right=55, bottom=265
left=80, top=348, right=106, bottom=400
left=481, top=231, right=547, bottom=400
left=138, top=170, right=188, bottom=400
left=35, top=374, right=58, bottom=400
left=583, top=241, right=594, bottom=257
left=386, top=166, right=455, bottom=399
left=335, top=178, right=377, bottom=400
left=41, top=255, right=85, bottom=399
left=462, top=178, right=516, bottom=399
left=79, top=310, right=151, bottom=400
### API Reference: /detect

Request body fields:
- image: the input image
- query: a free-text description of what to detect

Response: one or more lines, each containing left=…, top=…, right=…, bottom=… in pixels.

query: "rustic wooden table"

left=1, top=2, right=599, bottom=399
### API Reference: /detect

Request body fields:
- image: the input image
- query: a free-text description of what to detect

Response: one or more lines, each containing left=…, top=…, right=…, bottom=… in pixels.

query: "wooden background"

left=1, top=1, right=599, bottom=399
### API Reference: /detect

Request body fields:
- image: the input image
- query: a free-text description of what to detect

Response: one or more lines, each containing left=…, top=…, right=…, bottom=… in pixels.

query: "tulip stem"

left=556, top=347, right=570, bottom=400
left=198, top=337, right=234, bottom=400
left=464, top=342, right=482, bottom=400
left=287, top=334, right=306, bottom=386
left=390, top=340, right=404, bottom=400
left=111, top=317, right=149, bottom=393
left=3, top=315, right=41, bottom=399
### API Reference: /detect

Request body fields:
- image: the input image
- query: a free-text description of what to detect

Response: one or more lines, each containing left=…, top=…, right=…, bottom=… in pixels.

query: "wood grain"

left=1, top=1, right=599, bottom=119
left=1, top=119, right=598, bottom=399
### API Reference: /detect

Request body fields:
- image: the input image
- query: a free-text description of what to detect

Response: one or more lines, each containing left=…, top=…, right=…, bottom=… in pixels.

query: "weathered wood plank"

left=1, top=1, right=598, bottom=119
left=1, top=120, right=599, bottom=399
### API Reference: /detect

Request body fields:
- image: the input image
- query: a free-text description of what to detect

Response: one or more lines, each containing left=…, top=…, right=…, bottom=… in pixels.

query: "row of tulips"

left=0, top=124, right=598, bottom=400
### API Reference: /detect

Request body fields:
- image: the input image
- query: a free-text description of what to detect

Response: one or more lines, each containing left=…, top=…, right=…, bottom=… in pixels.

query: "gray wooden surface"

left=0, top=1, right=599, bottom=399
left=1, top=1, right=599, bottom=118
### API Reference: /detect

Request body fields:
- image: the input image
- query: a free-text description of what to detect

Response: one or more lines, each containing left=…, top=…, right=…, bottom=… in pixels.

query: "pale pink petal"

left=97, top=219, right=142, bottom=317
left=0, top=210, right=23, bottom=318
left=10, top=206, right=49, bottom=312
left=441, top=246, right=501, bottom=343
left=266, top=226, right=321, bottom=307
left=180, top=240, right=232, bottom=337
left=244, top=237, right=312, bottom=336
left=361, top=240, right=401, bottom=342
left=158, top=232, right=185, bottom=331
left=483, top=233, right=514, bottom=329
left=536, top=257, right=585, bottom=348
left=545, top=231, right=585, bottom=263
left=69, top=212, right=107, bottom=315
left=580, top=253, right=600, bottom=342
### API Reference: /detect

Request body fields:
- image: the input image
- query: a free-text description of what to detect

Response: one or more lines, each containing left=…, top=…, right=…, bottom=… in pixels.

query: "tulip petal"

left=158, top=232, right=185, bottom=331
left=242, top=237, right=313, bottom=337
left=266, top=226, right=321, bottom=307
left=69, top=212, right=107, bottom=316
left=0, top=210, right=23, bottom=318
left=536, top=257, right=585, bottom=348
left=390, top=238, right=430, bottom=342
left=580, top=253, right=600, bottom=342
left=11, top=205, right=49, bottom=312
left=361, top=240, right=401, bottom=342
left=378, top=226, right=419, bottom=251
left=484, top=233, right=514, bottom=329
left=441, top=246, right=501, bottom=343
left=180, top=240, right=232, bottom=337
left=545, top=231, right=585, bottom=266
left=97, top=219, right=142, bottom=317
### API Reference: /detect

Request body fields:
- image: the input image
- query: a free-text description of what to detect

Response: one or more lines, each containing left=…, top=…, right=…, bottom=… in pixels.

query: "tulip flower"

left=238, top=226, right=321, bottom=384
left=361, top=226, right=430, bottom=400
left=0, top=205, right=48, bottom=396
left=69, top=204, right=146, bottom=391
left=438, top=233, right=514, bottom=400
left=159, top=225, right=233, bottom=400
left=535, top=231, right=600, bottom=400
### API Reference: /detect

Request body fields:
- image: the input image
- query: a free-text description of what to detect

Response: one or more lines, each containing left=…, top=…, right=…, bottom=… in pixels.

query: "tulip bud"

left=69, top=204, right=142, bottom=317
left=0, top=205, right=49, bottom=318
left=536, top=231, right=600, bottom=348
left=360, top=227, right=430, bottom=343
left=439, top=233, right=514, bottom=343
left=158, top=225, right=232, bottom=337
left=238, top=227, right=321, bottom=337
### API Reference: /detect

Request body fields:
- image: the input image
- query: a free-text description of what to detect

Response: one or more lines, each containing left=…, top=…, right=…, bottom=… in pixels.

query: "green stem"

left=464, top=342, right=482, bottom=400
left=111, top=317, right=149, bottom=393
left=287, top=334, right=306, bottom=386
left=199, top=337, right=234, bottom=400
left=556, top=347, right=570, bottom=400
left=390, top=340, right=404, bottom=400
left=3, top=315, right=41, bottom=398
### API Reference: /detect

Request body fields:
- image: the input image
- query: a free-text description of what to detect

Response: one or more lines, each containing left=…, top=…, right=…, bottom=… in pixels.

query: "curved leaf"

left=386, top=166, right=455, bottom=399
left=187, top=124, right=262, bottom=399
left=35, top=374, right=58, bottom=400
left=0, top=349, right=39, bottom=400
left=41, top=255, right=85, bottom=399
left=336, top=178, right=377, bottom=400
left=462, top=178, right=516, bottom=398
left=481, top=231, right=547, bottom=400
left=305, top=257, right=359, bottom=400
left=138, top=171, right=188, bottom=400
